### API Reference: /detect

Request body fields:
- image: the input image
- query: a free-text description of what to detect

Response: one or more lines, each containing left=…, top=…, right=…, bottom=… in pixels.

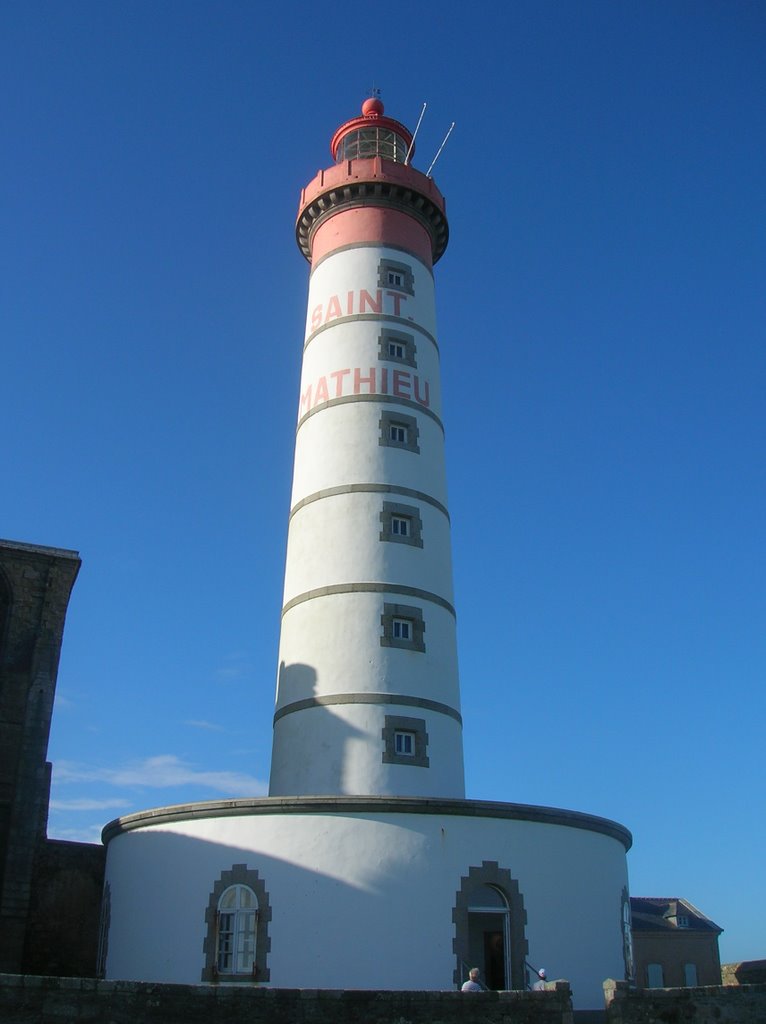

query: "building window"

left=377, top=258, right=415, bottom=296
left=677, top=915, right=690, bottom=928
left=684, top=963, right=698, bottom=987
left=392, top=617, right=411, bottom=640
left=379, top=411, right=420, bottom=453
left=217, top=884, right=257, bottom=975
left=392, top=516, right=410, bottom=537
left=201, top=864, right=271, bottom=983
left=382, top=715, right=429, bottom=767
left=380, top=602, right=425, bottom=652
left=646, top=963, right=664, bottom=988
left=378, top=329, right=417, bottom=367
left=380, top=501, right=423, bottom=548
left=395, top=730, right=415, bottom=755
left=621, top=887, right=634, bottom=983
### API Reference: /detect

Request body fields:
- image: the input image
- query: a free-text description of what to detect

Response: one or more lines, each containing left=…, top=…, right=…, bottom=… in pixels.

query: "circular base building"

left=101, top=795, right=631, bottom=1009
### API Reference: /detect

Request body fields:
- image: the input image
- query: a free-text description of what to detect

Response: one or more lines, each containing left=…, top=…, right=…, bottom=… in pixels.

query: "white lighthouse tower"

left=100, top=99, right=634, bottom=1009
left=270, top=96, right=463, bottom=799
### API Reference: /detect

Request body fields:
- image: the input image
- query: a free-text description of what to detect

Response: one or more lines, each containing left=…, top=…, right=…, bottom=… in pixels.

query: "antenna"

left=426, top=122, right=456, bottom=178
left=404, top=102, right=427, bottom=166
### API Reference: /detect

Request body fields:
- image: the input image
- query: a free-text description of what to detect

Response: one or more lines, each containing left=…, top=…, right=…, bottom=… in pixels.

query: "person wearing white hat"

left=532, top=968, right=547, bottom=991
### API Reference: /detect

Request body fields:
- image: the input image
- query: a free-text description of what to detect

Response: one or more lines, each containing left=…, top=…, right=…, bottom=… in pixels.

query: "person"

left=532, top=968, right=547, bottom=991
left=461, top=967, right=482, bottom=991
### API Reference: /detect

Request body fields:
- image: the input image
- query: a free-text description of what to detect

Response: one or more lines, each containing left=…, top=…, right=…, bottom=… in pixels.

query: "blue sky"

left=2, top=1, right=764, bottom=967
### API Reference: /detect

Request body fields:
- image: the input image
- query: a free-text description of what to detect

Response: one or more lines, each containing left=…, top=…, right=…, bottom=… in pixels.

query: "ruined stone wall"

left=0, top=540, right=80, bottom=973
left=22, top=839, right=105, bottom=978
left=721, top=959, right=766, bottom=985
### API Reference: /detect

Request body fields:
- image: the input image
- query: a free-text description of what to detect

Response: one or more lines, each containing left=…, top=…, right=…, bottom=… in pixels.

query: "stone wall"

left=0, top=976, right=574, bottom=1024
left=22, top=839, right=105, bottom=977
left=0, top=540, right=81, bottom=973
left=721, top=959, right=766, bottom=986
left=603, top=978, right=766, bottom=1023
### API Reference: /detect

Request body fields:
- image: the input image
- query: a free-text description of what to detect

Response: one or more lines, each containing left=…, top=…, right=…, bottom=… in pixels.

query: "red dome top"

left=361, top=96, right=385, bottom=117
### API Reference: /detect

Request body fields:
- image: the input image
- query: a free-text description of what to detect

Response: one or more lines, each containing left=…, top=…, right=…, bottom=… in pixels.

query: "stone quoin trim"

left=452, top=861, right=529, bottom=990
left=280, top=583, right=455, bottom=618
left=304, top=314, right=439, bottom=355
left=288, top=484, right=450, bottom=523
left=379, top=501, right=424, bottom=547
left=272, top=693, right=463, bottom=725
left=379, top=328, right=417, bottom=368
left=378, top=258, right=415, bottom=296
left=201, top=864, right=271, bottom=983
left=102, top=797, right=633, bottom=849
left=380, top=602, right=426, bottom=652
left=380, top=411, right=420, bottom=453
left=309, top=241, right=436, bottom=279
left=382, top=714, right=429, bottom=767
left=95, top=880, right=111, bottom=978
left=296, top=393, right=443, bottom=435
left=621, top=885, right=634, bottom=982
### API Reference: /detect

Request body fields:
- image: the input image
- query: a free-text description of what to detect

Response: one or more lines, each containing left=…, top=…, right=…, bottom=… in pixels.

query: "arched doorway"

left=467, top=884, right=511, bottom=989
left=452, top=860, right=528, bottom=990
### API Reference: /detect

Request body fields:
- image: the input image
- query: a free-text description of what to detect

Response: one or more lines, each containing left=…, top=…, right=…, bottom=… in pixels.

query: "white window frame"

left=392, top=618, right=412, bottom=641
left=389, top=422, right=407, bottom=444
left=216, top=884, right=257, bottom=976
left=391, top=515, right=410, bottom=537
left=394, top=730, right=415, bottom=756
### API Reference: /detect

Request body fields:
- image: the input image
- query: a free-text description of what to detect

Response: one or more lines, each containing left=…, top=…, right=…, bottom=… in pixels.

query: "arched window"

left=201, top=864, right=271, bottom=982
left=216, top=884, right=257, bottom=975
left=621, top=887, right=635, bottom=982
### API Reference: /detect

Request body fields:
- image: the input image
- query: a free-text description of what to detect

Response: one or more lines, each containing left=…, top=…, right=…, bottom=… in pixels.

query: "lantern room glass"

left=337, top=127, right=409, bottom=163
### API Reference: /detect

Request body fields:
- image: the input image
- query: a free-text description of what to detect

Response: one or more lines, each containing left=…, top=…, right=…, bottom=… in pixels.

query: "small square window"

left=380, top=602, right=425, bottom=652
left=379, top=501, right=423, bottom=548
left=394, top=731, right=415, bottom=756
left=380, top=412, right=419, bottom=453
left=391, top=516, right=410, bottom=537
left=392, top=618, right=412, bottom=641
left=378, top=258, right=415, bottom=296
left=378, top=329, right=417, bottom=368
left=382, top=714, right=429, bottom=767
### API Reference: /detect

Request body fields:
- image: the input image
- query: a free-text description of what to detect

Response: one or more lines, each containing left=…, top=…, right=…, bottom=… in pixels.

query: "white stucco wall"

left=102, top=801, right=630, bottom=1010
left=270, top=237, right=462, bottom=798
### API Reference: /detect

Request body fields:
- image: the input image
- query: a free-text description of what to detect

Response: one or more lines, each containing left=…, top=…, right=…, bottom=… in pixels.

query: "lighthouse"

left=101, top=99, right=634, bottom=1008
left=269, top=97, right=463, bottom=799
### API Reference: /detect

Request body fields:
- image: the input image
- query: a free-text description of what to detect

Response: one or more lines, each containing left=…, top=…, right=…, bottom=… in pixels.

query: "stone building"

left=0, top=538, right=104, bottom=977
left=629, top=896, right=723, bottom=989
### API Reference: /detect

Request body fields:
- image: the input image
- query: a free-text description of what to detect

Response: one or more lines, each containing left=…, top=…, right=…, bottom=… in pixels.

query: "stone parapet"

left=604, top=978, right=766, bottom=1023
left=0, top=975, right=574, bottom=1024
